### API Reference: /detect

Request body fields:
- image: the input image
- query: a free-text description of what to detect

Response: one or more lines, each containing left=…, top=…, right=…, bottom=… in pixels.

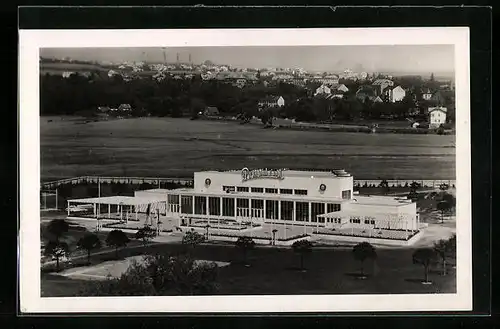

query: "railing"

left=41, top=175, right=456, bottom=190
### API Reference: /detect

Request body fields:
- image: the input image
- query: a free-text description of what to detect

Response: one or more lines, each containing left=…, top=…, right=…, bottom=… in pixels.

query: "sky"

left=40, top=45, right=455, bottom=75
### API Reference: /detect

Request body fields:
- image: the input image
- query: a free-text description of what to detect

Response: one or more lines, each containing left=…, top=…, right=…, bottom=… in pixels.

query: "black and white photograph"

left=19, top=27, right=472, bottom=313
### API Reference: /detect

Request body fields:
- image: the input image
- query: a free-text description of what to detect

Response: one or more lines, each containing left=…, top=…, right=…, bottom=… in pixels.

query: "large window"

left=236, top=198, right=249, bottom=208
left=208, top=197, right=220, bottom=216
left=237, top=186, right=249, bottom=192
left=167, top=194, right=179, bottom=207
left=295, top=202, right=309, bottom=222
left=251, top=187, right=264, bottom=193
left=280, top=189, right=293, bottom=195
left=222, top=197, right=235, bottom=217
left=311, top=202, right=325, bottom=223
left=280, top=200, right=293, bottom=221
left=194, top=196, right=206, bottom=215
left=180, top=195, right=193, bottom=214
left=327, top=203, right=341, bottom=213
left=265, top=200, right=279, bottom=220
left=265, top=188, right=278, bottom=194
left=342, top=190, right=352, bottom=200
left=294, top=189, right=308, bottom=195
left=223, top=186, right=235, bottom=193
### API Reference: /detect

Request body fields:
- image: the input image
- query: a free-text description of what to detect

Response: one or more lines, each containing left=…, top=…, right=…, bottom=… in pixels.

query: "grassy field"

left=41, top=241, right=456, bottom=297
left=40, top=116, right=456, bottom=181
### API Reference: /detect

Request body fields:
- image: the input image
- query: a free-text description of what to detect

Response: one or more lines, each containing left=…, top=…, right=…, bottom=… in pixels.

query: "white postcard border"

left=19, top=27, right=471, bottom=313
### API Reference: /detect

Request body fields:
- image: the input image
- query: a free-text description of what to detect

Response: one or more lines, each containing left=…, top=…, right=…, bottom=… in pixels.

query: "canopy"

left=68, top=195, right=165, bottom=206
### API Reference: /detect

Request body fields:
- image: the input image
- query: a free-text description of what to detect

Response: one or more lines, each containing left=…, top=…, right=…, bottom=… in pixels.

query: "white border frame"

left=19, top=27, right=471, bottom=313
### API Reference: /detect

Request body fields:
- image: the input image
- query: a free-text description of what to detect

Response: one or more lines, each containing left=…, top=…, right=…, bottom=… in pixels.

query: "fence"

left=41, top=175, right=456, bottom=190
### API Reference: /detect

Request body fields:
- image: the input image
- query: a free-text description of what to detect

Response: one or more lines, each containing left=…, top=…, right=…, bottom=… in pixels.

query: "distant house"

left=203, top=106, right=219, bottom=116
left=314, top=84, right=332, bottom=96
left=428, top=107, right=447, bottom=128
left=118, top=104, right=132, bottom=112
left=62, top=71, right=74, bottom=78
left=372, top=79, right=394, bottom=96
left=389, top=86, right=406, bottom=103
left=422, top=89, right=434, bottom=101
left=258, top=96, right=285, bottom=109
left=355, top=86, right=377, bottom=102
left=98, top=106, right=110, bottom=113
left=335, top=84, right=349, bottom=93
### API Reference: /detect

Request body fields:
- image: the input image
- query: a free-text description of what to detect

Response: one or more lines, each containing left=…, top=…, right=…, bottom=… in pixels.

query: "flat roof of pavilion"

left=68, top=195, right=165, bottom=206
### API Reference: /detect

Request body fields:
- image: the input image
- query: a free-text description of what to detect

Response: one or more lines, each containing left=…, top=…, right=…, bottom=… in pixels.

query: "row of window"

left=348, top=217, right=376, bottom=225
left=224, top=186, right=308, bottom=195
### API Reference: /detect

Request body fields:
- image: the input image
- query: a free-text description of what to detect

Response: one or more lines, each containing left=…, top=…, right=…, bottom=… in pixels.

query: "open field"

left=41, top=116, right=455, bottom=181
left=41, top=240, right=456, bottom=297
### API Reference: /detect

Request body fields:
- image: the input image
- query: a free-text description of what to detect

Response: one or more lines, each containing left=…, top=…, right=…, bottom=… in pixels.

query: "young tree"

left=235, top=236, right=256, bottom=266
left=436, top=201, right=452, bottom=223
left=412, top=248, right=437, bottom=284
left=46, top=219, right=70, bottom=243
left=44, top=240, right=69, bottom=272
left=433, top=239, right=451, bottom=276
left=352, top=242, right=378, bottom=278
left=292, top=240, right=313, bottom=271
left=182, top=230, right=205, bottom=251
left=105, top=229, right=131, bottom=259
left=76, top=233, right=102, bottom=264
left=135, top=226, right=156, bottom=248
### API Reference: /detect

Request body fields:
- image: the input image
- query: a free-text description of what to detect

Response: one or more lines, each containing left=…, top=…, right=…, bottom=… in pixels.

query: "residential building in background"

left=428, top=106, right=447, bottom=128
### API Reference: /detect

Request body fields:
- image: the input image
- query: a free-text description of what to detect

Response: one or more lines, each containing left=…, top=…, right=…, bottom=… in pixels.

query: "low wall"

left=207, top=234, right=310, bottom=246
left=313, top=230, right=424, bottom=246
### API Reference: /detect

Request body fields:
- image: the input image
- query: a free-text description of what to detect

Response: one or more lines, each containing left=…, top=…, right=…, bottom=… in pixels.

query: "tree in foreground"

left=135, top=225, right=156, bottom=248
left=46, top=219, right=70, bottom=243
left=446, top=234, right=457, bottom=268
left=182, top=230, right=205, bottom=251
left=412, top=248, right=437, bottom=284
left=436, top=200, right=452, bottom=223
left=78, top=253, right=219, bottom=296
left=291, top=239, right=313, bottom=271
left=433, top=239, right=451, bottom=276
left=105, top=229, right=130, bottom=259
left=235, top=236, right=255, bottom=266
left=44, top=240, right=69, bottom=272
left=352, top=242, right=378, bottom=278
left=76, top=233, right=102, bottom=264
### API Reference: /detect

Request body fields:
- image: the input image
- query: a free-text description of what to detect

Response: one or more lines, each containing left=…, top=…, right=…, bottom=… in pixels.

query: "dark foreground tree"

left=412, top=248, right=437, bottom=284
left=352, top=242, right=377, bottom=278
left=78, top=253, right=219, bottom=296
left=44, top=240, right=69, bottom=272
left=235, top=236, right=255, bottom=266
left=135, top=225, right=156, bottom=248
left=105, top=229, right=130, bottom=259
left=292, top=240, right=313, bottom=271
left=46, top=219, right=70, bottom=243
left=436, top=201, right=452, bottom=223
left=182, top=230, right=205, bottom=251
left=76, top=233, right=102, bottom=264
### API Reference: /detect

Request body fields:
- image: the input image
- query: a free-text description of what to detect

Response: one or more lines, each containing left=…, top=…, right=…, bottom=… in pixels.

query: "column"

left=234, top=198, right=237, bottom=220
left=67, top=201, right=70, bottom=216
left=293, top=201, right=296, bottom=222
left=55, top=188, right=58, bottom=210
left=278, top=200, right=281, bottom=221
left=93, top=203, right=96, bottom=217
left=263, top=199, right=267, bottom=221
left=126, top=206, right=129, bottom=224
left=192, top=195, right=195, bottom=215
left=205, top=196, right=209, bottom=218
left=108, top=204, right=111, bottom=219
left=219, top=196, right=223, bottom=217
left=135, top=205, right=138, bottom=221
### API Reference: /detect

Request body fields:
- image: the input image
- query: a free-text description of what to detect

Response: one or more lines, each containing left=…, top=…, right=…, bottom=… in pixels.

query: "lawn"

left=40, top=116, right=456, bottom=181
left=41, top=241, right=456, bottom=297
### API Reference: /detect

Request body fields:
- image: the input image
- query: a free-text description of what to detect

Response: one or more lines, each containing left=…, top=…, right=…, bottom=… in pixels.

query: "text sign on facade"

left=241, top=168, right=284, bottom=182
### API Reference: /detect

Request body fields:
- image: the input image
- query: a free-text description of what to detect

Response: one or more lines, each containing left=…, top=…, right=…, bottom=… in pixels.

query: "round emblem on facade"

left=205, top=178, right=211, bottom=186
left=319, top=184, right=327, bottom=191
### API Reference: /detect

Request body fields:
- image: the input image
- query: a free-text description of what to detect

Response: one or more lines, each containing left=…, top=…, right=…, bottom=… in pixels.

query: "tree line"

left=41, top=73, right=455, bottom=124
